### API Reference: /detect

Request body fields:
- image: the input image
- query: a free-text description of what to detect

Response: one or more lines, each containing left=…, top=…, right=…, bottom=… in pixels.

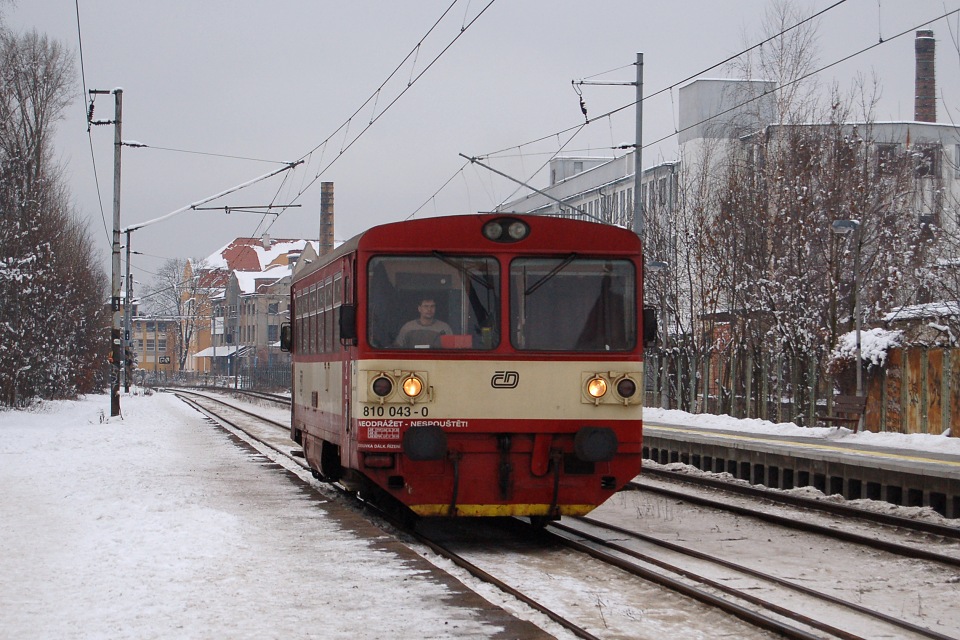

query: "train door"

left=339, top=256, right=358, bottom=470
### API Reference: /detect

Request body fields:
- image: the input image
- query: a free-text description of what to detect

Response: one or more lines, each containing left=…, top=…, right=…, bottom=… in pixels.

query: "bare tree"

left=141, top=258, right=213, bottom=371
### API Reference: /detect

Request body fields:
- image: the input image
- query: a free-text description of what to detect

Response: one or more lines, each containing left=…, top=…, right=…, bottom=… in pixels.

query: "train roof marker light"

left=482, top=217, right=529, bottom=243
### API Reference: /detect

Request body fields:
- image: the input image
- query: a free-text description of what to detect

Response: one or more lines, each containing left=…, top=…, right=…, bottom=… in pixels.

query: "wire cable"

left=124, top=143, right=291, bottom=165
left=291, top=0, right=498, bottom=200
left=480, top=0, right=850, bottom=160
left=643, top=7, right=960, bottom=151
left=74, top=0, right=111, bottom=247
left=263, top=0, right=498, bottom=237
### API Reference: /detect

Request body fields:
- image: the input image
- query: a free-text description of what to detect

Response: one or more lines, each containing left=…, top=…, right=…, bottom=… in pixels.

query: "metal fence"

left=147, top=362, right=291, bottom=392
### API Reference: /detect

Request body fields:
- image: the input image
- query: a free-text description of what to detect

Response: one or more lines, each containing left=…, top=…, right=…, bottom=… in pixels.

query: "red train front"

left=286, top=214, right=645, bottom=519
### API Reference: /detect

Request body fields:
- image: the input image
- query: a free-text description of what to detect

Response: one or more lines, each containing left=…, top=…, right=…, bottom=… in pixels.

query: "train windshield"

left=510, top=257, right=636, bottom=351
left=367, top=255, right=500, bottom=350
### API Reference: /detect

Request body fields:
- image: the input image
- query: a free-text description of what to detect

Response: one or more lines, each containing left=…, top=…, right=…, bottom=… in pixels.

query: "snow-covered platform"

left=0, top=393, right=548, bottom=639
left=643, top=410, right=960, bottom=519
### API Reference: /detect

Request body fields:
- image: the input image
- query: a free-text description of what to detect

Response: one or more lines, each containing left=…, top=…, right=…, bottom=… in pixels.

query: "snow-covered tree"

left=0, top=25, right=107, bottom=406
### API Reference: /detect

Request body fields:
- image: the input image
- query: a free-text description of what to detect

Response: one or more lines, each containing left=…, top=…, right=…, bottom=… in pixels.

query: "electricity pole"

left=124, top=229, right=133, bottom=393
left=90, top=88, right=123, bottom=416
left=571, top=52, right=644, bottom=238
left=634, top=52, right=644, bottom=239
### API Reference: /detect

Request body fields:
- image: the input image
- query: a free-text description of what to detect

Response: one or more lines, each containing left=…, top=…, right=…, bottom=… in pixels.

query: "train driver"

left=394, top=297, right=453, bottom=348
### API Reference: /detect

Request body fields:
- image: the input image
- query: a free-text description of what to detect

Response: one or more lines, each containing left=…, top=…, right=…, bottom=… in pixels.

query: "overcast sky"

left=7, top=1, right=960, bottom=287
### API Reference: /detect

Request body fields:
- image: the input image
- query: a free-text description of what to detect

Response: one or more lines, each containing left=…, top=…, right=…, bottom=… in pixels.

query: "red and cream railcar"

left=284, top=214, right=647, bottom=519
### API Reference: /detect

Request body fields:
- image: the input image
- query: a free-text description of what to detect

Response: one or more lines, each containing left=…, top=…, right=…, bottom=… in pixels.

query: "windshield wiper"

left=431, top=251, right=494, bottom=290
left=524, top=253, right=578, bottom=296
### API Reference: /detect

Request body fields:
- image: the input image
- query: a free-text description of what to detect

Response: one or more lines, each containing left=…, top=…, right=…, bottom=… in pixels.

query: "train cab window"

left=510, top=257, right=636, bottom=351
left=367, top=255, right=500, bottom=350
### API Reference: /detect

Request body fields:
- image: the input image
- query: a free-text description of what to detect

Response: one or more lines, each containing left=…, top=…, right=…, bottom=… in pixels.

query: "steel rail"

left=562, top=517, right=955, bottom=640
left=542, top=522, right=828, bottom=640
left=639, top=466, right=960, bottom=539
left=631, top=478, right=960, bottom=568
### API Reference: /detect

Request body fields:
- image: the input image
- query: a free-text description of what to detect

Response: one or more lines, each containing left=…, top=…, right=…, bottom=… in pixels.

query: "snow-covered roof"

left=233, top=264, right=291, bottom=295
left=884, top=301, right=960, bottom=322
left=204, top=238, right=311, bottom=272
left=832, top=327, right=903, bottom=367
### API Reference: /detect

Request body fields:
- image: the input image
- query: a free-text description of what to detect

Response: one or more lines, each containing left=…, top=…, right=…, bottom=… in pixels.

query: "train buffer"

left=816, top=394, right=867, bottom=433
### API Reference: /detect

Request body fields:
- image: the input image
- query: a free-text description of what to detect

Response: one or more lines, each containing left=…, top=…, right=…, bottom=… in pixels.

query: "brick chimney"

left=319, top=182, right=334, bottom=256
left=915, top=30, right=936, bottom=122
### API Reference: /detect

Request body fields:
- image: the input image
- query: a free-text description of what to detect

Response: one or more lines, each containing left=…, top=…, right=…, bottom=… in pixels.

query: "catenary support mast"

left=90, top=88, right=124, bottom=417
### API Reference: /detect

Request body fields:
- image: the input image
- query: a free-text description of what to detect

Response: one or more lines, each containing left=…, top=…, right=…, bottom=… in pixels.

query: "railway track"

left=640, top=465, right=960, bottom=540
left=170, top=390, right=601, bottom=639
left=632, top=470, right=960, bottom=567
left=546, top=516, right=954, bottom=640
left=167, top=386, right=291, bottom=407
left=171, top=390, right=959, bottom=639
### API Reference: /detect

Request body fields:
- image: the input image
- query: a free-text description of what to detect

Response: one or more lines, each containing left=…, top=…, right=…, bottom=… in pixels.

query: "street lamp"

left=647, top=260, right=669, bottom=409
left=831, top=220, right=863, bottom=416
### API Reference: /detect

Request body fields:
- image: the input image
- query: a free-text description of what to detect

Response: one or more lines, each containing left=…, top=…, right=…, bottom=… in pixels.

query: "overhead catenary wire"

left=122, top=161, right=302, bottom=233
left=478, top=0, right=850, bottom=161
left=262, top=0, right=498, bottom=236
left=74, top=0, right=110, bottom=247
left=283, top=0, right=498, bottom=205
left=643, top=7, right=960, bottom=151
left=442, top=3, right=958, bottom=219
left=122, top=143, right=291, bottom=165
left=82, top=0, right=496, bottom=275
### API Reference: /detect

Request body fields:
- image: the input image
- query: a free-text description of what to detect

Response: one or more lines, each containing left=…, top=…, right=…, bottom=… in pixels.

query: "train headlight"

left=401, top=375, right=424, bottom=398
left=615, top=376, right=637, bottom=399
left=586, top=376, right=608, bottom=399
left=372, top=375, right=393, bottom=398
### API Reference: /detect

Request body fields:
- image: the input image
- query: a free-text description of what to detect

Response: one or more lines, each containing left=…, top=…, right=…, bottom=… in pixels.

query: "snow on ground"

left=645, top=406, right=960, bottom=525
left=2, top=391, right=958, bottom=639
left=0, top=392, right=534, bottom=640
left=645, top=407, right=960, bottom=455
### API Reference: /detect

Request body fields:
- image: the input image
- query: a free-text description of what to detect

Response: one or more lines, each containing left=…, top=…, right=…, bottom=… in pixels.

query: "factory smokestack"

left=319, top=182, right=334, bottom=256
left=915, top=30, right=936, bottom=122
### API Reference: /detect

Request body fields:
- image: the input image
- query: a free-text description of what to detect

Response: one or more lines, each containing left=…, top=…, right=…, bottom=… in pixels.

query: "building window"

left=268, top=325, right=279, bottom=342
left=954, top=144, right=960, bottom=179
left=268, top=302, right=279, bottom=315
left=146, top=339, right=155, bottom=352
left=876, top=143, right=900, bottom=175
left=914, top=144, right=941, bottom=178
left=158, top=338, right=167, bottom=353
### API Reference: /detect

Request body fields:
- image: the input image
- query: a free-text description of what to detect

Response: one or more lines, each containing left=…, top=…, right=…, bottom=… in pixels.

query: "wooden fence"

left=644, top=346, right=957, bottom=435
